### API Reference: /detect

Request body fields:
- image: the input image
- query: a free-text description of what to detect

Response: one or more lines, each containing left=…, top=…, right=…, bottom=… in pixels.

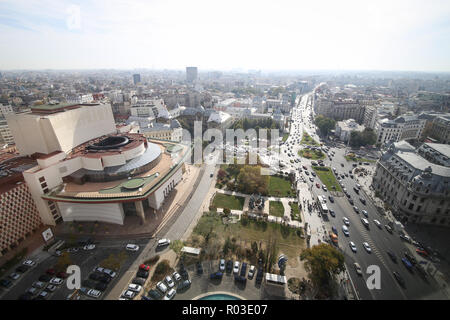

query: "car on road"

left=373, top=219, right=381, bottom=228
left=385, top=225, right=393, bottom=234
left=328, top=195, right=334, bottom=203
left=219, top=259, right=225, bottom=272
left=233, top=261, right=240, bottom=274
left=83, top=244, right=96, bottom=250
left=164, top=275, right=175, bottom=288
left=157, top=239, right=171, bottom=247
left=210, top=272, right=223, bottom=280
left=316, top=183, right=320, bottom=188
left=359, top=198, right=366, bottom=205
left=343, top=217, right=350, bottom=226
left=341, top=163, right=344, bottom=167
left=309, top=177, right=314, bottom=182
left=387, top=251, right=397, bottom=263
left=9, top=273, right=21, bottom=280
left=348, top=198, right=354, bottom=205
left=329, top=209, right=335, bottom=217
left=50, top=277, right=64, bottom=285
left=354, top=262, right=362, bottom=275
left=248, top=265, right=256, bottom=279
left=393, top=271, right=406, bottom=288
left=87, top=289, right=102, bottom=298
left=322, top=185, right=328, bottom=192
left=332, top=226, right=338, bottom=234
left=342, top=225, right=349, bottom=236
left=164, top=288, right=176, bottom=300
left=361, top=210, right=368, bottom=217
left=400, top=234, right=412, bottom=243
left=126, top=244, right=140, bottom=251
left=363, top=242, right=372, bottom=253
left=353, top=206, right=359, bottom=213
left=349, top=242, right=357, bottom=253
left=404, top=252, right=417, bottom=265
left=23, top=260, right=36, bottom=267
left=361, top=217, right=369, bottom=228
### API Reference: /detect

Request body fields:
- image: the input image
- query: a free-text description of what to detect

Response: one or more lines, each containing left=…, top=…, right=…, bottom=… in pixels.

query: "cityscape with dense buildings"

left=0, top=0, right=449, bottom=309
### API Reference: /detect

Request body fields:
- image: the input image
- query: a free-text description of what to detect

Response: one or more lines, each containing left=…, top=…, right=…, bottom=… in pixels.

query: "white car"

left=361, top=210, right=368, bottom=217
left=219, top=259, right=225, bottom=272
left=343, top=217, right=350, bottom=226
left=87, top=289, right=101, bottom=298
left=32, top=281, right=45, bottom=289
left=38, top=291, right=50, bottom=299
left=247, top=265, right=256, bottom=279
left=164, top=275, right=174, bottom=288
left=83, top=244, right=96, bottom=250
left=354, top=262, right=362, bottom=275
left=342, top=225, right=349, bottom=237
left=23, top=260, right=36, bottom=267
left=128, top=284, right=142, bottom=292
left=373, top=219, right=382, bottom=228
left=233, top=261, right=240, bottom=274
left=45, top=284, right=57, bottom=292
left=103, top=269, right=117, bottom=278
left=361, top=217, right=369, bottom=227
left=156, top=281, right=168, bottom=293
left=9, top=273, right=20, bottom=280
left=164, top=288, right=176, bottom=300
left=50, top=277, right=64, bottom=285
left=363, top=242, right=372, bottom=253
left=172, top=272, right=181, bottom=282
left=157, top=239, right=171, bottom=247
left=349, top=241, right=357, bottom=253
left=122, top=290, right=136, bottom=299
left=126, top=244, right=140, bottom=251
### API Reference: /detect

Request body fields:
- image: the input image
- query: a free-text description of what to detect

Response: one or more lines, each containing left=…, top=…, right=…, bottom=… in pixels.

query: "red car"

left=46, top=268, right=56, bottom=275
left=316, top=183, right=320, bottom=188
left=139, top=264, right=150, bottom=271
left=416, top=249, right=428, bottom=257
left=57, top=271, right=68, bottom=279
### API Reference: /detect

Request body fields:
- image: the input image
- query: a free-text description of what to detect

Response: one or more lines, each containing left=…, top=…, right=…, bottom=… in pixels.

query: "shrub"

left=144, top=255, right=160, bottom=265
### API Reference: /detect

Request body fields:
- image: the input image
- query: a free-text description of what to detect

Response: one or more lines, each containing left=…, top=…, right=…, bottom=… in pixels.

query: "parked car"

left=177, top=279, right=191, bottom=292
left=219, top=259, right=225, bottom=272
left=210, top=272, right=223, bottom=280
left=32, top=281, right=45, bottom=289
left=23, top=260, right=36, bottom=267
left=247, top=265, right=256, bottom=279
left=38, top=274, right=52, bottom=282
left=233, top=261, right=240, bottom=274
left=122, top=290, right=136, bottom=299
left=50, top=277, right=64, bottom=285
left=16, top=265, right=29, bottom=273
left=139, top=264, right=150, bottom=271
left=99, top=275, right=112, bottom=284
left=132, top=277, right=146, bottom=286
left=45, top=284, right=57, bottom=292
left=165, top=275, right=175, bottom=288
left=57, top=271, right=68, bottom=279
left=196, top=262, right=203, bottom=274
left=164, top=288, right=176, bottom=300
left=226, top=260, right=233, bottom=273
left=128, top=283, right=142, bottom=293
left=240, top=262, right=247, bottom=277
left=46, top=268, right=56, bottom=276
left=148, top=289, right=163, bottom=299
left=126, top=244, right=140, bottom=251
left=156, top=281, right=168, bottom=293
left=137, top=269, right=149, bottom=279
left=89, top=272, right=103, bottom=281
left=87, top=289, right=102, bottom=298
left=234, top=275, right=247, bottom=284
left=95, top=282, right=108, bottom=291
left=83, top=244, right=96, bottom=250
left=0, top=279, right=12, bottom=288
left=255, top=267, right=264, bottom=284
left=9, top=273, right=20, bottom=280
left=27, top=287, right=39, bottom=296
left=37, top=291, right=49, bottom=300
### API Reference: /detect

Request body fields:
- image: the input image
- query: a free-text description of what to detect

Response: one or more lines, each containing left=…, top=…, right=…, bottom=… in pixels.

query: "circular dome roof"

left=87, top=136, right=130, bottom=150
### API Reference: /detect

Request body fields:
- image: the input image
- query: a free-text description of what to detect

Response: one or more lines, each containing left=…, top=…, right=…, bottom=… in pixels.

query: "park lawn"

left=212, top=193, right=245, bottom=211
left=298, top=149, right=325, bottom=160
left=268, top=176, right=294, bottom=197
left=269, top=201, right=285, bottom=217
left=192, top=212, right=305, bottom=261
left=312, top=166, right=342, bottom=192
left=290, top=202, right=302, bottom=222
left=301, top=132, right=319, bottom=146
left=345, top=155, right=376, bottom=163
left=282, top=133, right=289, bottom=142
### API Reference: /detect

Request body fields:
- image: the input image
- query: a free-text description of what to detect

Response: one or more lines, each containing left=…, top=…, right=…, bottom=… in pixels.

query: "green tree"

left=300, top=243, right=345, bottom=296
left=236, top=165, right=269, bottom=195
left=315, top=115, right=336, bottom=136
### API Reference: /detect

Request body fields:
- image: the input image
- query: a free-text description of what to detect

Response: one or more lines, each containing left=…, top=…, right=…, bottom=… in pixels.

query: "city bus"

left=317, top=195, right=328, bottom=214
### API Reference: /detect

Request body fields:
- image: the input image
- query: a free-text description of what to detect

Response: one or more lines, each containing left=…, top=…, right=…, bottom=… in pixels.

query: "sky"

left=0, top=0, right=449, bottom=72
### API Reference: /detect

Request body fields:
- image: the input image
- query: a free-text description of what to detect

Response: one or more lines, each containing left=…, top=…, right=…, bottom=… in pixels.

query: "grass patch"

left=282, top=133, right=289, bottom=142
left=301, top=132, right=319, bottom=146
left=290, top=202, right=302, bottom=222
left=312, top=166, right=342, bottom=192
left=191, top=212, right=305, bottom=261
left=212, top=193, right=245, bottom=210
left=345, top=155, right=376, bottom=163
left=269, top=201, right=285, bottom=217
left=268, top=176, right=294, bottom=197
left=298, top=148, right=325, bottom=160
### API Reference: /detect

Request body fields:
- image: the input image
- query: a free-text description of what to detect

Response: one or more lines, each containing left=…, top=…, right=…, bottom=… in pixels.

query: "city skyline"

left=0, top=0, right=449, bottom=72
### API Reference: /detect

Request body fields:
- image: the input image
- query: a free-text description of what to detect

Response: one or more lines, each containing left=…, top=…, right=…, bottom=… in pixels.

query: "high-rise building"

left=186, top=67, right=198, bottom=83
left=133, top=73, right=141, bottom=85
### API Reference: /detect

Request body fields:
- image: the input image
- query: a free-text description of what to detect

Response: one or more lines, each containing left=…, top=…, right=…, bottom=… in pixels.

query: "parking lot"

left=0, top=238, right=149, bottom=300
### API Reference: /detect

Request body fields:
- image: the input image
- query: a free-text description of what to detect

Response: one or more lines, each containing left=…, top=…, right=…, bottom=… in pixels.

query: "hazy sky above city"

left=0, top=0, right=449, bottom=72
